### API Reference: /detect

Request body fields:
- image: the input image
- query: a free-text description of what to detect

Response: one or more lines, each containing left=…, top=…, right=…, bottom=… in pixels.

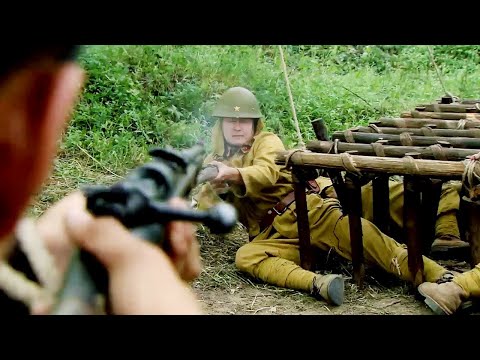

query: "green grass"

left=37, top=44, right=479, bottom=212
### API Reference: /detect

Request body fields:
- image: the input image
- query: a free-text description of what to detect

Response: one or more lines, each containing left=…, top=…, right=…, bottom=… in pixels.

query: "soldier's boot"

left=417, top=281, right=467, bottom=315
left=311, top=274, right=344, bottom=306
left=431, top=235, right=469, bottom=255
left=432, top=210, right=469, bottom=260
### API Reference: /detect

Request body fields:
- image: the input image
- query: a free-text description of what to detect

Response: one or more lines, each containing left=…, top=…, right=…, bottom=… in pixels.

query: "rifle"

left=51, top=143, right=237, bottom=314
left=196, top=164, right=219, bottom=184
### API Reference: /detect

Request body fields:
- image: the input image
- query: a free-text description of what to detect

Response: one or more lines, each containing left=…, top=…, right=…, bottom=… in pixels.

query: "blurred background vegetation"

left=39, top=45, right=479, bottom=210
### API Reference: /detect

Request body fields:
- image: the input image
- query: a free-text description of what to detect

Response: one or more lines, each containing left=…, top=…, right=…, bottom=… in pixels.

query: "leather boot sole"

left=417, top=285, right=449, bottom=315
left=417, top=286, right=473, bottom=315
left=327, top=276, right=344, bottom=306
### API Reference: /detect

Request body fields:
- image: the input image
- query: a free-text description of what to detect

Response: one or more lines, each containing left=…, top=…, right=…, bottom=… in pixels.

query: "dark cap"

left=0, top=44, right=81, bottom=80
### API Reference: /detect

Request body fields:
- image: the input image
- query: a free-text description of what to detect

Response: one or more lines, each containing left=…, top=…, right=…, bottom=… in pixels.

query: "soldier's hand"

left=210, top=181, right=230, bottom=195
left=164, top=198, right=202, bottom=282
left=209, top=161, right=242, bottom=184
left=35, top=191, right=84, bottom=273
left=35, top=191, right=203, bottom=314
left=63, top=207, right=202, bottom=314
left=467, top=152, right=480, bottom=161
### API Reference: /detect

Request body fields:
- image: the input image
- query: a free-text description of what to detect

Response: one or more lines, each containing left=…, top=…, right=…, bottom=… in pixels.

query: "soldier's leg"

left=361, top=180, right=467, bottom=254
left=453, top=263, right=480, bottom=298
left=309, top=199, right=449, bottom=284
left=235, top=234, right=312, bottom=291
left=436, top=182, right=461, bottom=236
left=235, top=229, right=344, bottom=305
left=360, top=179, right=404, bottom=227
left=431, top=181, right=469, bottom=254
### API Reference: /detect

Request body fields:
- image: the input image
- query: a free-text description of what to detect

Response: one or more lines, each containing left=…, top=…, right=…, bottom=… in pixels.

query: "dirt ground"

left=31, top=156, right=478, bottom=316
left=193, top=226, right=478, bottom=316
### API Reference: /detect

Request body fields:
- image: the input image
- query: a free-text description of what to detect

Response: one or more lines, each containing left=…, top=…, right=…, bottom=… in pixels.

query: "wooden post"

left=403, top=176, right=425, bottom=286
left=292, top=166, right=314, bottom=271
left=373, top=117, right=480, bottom=129
left=344, top=175, right=365, bottom=287
left=372, top=176, right=390, bottom=235
left=401, top=111, right=480, bottom=120
left=275, top=151, right=466, bottom=179
left=460, top=196, right=480, bottom=268
left=415, top=103, right=479, bottom=113
left=311, top=118, right=329, bottom=141
left=353, top=126, right=480, bottom=138
left=310, top=118, right=348, bottom=209
left=420, top=179, right=443, bottom=255
left=306, top=140, right=480, bottom=161
left=332, top=131, right=480, bottom=149
left=461, top=99, right=480, bottom=104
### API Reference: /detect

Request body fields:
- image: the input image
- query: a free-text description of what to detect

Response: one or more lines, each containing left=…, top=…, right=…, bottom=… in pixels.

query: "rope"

left=282, top=149, right=305, bottom=171
left=340, top=153, right=362, bottom=176
left=344, top=130, right=355, bottom=143
left=16, top=219, right=61, bottom=292
left=457, top=119, right=467, bottom=130
left=0, top=218, right=61, bottom=313
left=394, top=118, right=406, bottom=128
left=368, top=124, right=383, bottom=133
left=0, top=263, right=51, bottom=309
left=429, top=144, right=448, bottom=161
left=402, top=156, right=420, bottom=175
left=427, top=45, right=452, bottom=98
left=399, top=132, right=414, bottom=146
left=420, top=126, right=435, bottom=137
left=278, top=46, right=305, bottom=149
left=327, top=141, right=335, bottom=154
left=371, top=142, right=386, bottom=157
left=462, top=152, right=480, bottom=199
left=314, top=140, right=363, bottom=176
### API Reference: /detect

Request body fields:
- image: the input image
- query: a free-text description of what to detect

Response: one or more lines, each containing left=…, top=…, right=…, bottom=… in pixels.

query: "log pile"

left=276, top=95, right=480, bottom=287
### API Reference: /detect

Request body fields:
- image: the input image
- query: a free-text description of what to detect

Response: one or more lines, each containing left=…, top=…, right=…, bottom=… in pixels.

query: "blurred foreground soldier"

left=0, top=45, right=202, bottom=315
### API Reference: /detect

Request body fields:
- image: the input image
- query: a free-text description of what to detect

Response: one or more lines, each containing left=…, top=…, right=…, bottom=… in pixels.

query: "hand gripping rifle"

left=196, top=164, right=220, bottom=184
left=51, top=143, right=237, bottom=314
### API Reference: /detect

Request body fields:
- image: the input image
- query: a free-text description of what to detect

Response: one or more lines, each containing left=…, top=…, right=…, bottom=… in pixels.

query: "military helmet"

left=212, top=87, right=263, bottom=119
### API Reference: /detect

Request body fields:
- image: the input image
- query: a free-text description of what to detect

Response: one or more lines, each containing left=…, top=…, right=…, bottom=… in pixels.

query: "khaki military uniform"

left=196, top=119, right=458, bottom=293
left=453, top=264, right=480, bottom=298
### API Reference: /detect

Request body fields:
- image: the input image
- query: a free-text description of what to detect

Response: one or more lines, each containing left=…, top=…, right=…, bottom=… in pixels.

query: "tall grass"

left=64, top=45, right=480, bottom=173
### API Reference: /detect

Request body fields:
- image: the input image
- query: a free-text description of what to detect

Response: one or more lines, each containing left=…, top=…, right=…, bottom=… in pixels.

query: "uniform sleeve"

left=192, top=153, right=219, bottom=210
left=233, top=133, right=285, bottom=199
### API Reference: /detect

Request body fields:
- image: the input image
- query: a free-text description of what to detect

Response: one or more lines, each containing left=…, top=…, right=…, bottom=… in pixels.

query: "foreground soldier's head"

left=0, top=45, right=84, bottom=241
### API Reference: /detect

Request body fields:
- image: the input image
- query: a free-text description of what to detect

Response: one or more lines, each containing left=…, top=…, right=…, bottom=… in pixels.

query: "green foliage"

left=65, top=45, right=480, bottom=173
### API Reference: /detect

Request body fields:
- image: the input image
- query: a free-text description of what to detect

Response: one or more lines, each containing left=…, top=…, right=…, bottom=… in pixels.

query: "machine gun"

left=52, top=143, right=237, bottom=314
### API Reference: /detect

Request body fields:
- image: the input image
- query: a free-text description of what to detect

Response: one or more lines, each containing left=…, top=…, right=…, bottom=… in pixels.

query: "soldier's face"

left=222, top=118, right=255, bottom=146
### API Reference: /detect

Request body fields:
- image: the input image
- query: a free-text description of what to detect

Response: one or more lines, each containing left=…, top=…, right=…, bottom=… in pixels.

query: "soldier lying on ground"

left=195, top=86, right=465, bottom=307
